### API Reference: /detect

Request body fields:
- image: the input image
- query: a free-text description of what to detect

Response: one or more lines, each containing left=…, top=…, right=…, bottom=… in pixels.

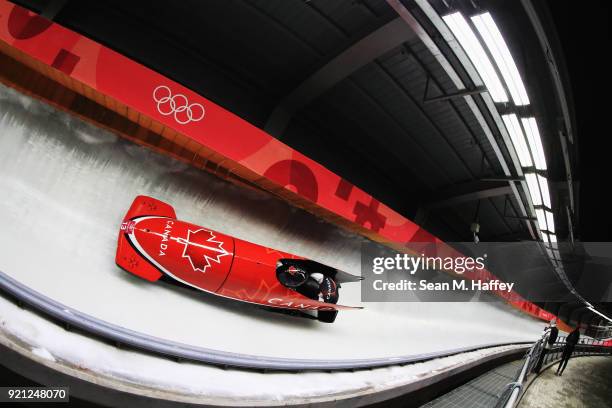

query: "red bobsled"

left=115, top=196, right=362, bottom=322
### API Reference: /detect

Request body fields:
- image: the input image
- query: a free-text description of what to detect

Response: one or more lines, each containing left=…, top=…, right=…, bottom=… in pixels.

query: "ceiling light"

left=522, top=117, right=547, bottom=170
left=525, top=173, right=541, bottom=206
left=535, top=208, right=547, bottom=231
left=443, top=12, right=508, bottom=103
left=502, top=114, right=533, bottom=167
left=472, top=12, right=530, bottom=106
left=545, top=210, right=555, bottom=233
left=537, top=175, right=551, bottom=208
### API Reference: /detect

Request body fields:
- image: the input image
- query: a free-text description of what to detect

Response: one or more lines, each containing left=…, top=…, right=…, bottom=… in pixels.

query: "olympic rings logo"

left=153, top=85, right=205, bottom=125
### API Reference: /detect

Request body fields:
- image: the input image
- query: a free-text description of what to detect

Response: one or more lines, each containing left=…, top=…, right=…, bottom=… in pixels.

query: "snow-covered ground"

left=0, top=82, right=544, bottom=365
left=0, top=295, right=528, bottom=405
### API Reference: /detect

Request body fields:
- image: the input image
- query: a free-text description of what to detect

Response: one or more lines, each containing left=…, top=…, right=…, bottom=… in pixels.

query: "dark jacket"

left=547, top=327, right=559, bottom=345
left=565, top=329, right=580, bottom=348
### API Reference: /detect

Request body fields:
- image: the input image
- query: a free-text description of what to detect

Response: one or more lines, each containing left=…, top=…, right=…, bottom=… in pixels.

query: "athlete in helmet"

left=276, top=260, right=339, bottom=304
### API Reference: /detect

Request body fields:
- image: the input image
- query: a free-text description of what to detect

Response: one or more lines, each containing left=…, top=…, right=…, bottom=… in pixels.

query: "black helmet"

left=320, top=276, right=339, bottom=304
left=276, top=261, right=308, bottom=288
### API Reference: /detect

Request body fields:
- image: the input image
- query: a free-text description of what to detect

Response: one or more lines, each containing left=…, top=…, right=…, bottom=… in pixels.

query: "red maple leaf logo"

left=176, top=229, right=231, bottom=273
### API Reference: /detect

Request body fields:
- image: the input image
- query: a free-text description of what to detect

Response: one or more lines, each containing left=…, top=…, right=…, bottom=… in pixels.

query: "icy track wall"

left=0, top=83, right=544, bottom=361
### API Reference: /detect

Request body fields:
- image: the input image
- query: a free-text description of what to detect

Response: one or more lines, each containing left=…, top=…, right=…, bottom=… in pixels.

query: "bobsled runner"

left=116, top=196, right=362, bottom=322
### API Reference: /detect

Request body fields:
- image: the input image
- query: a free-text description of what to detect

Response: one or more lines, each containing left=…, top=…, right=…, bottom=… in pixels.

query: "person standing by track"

left=534, top=319, right=559, bottom=373
left=556, top=327, right=580, bottom=376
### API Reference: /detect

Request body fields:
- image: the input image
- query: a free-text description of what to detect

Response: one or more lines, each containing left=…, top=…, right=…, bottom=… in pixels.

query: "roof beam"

left=264, top=17, right=416, bottom=137
left=425, top=181, right=512, bottom=209
left=486, top=231, right=529, bottom=241
left=521, top=0, right=574, bottom=144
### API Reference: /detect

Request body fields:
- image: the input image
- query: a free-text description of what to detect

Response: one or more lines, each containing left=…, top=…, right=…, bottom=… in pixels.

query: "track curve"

left=0, top=271, right=530, bottom=370
left=0, top=83, right=544, bottom=365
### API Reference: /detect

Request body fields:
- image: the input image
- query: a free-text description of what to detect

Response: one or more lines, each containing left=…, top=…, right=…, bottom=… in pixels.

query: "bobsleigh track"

left=0, top=83, right=544, bottom=372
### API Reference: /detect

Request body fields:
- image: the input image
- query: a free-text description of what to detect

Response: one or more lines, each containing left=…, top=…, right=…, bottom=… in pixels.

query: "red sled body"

left=115, top=196, right=362, bottom=322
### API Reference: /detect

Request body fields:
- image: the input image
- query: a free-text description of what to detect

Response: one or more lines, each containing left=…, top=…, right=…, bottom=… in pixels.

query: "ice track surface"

left=0, top=84, right=544, bottom=361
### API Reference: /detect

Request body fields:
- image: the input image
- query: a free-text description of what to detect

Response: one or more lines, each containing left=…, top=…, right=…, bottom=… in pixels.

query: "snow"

left=0, top=295, right=526, bottom=404
left=30, top=347, right=56, bottom=362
